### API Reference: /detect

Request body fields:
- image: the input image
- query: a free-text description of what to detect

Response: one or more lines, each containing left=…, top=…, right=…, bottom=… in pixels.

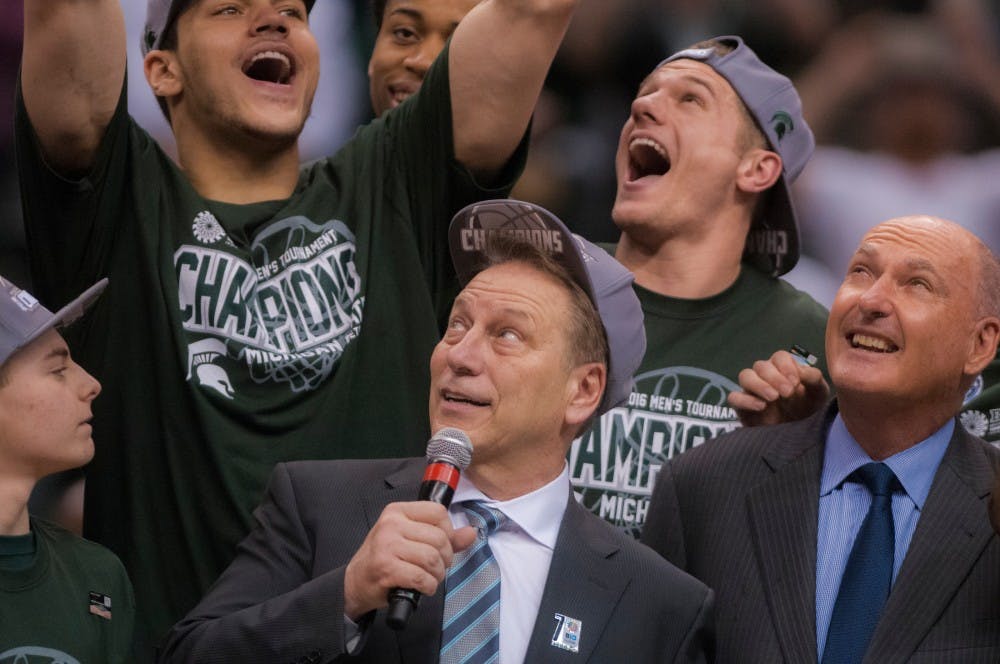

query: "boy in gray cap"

left=0, top=276, right=134, bottom=661
left=569, top=36, right=829, bottom=537
left=17, top=0, right=576, bottom=647
left=161, top=199, right=712, bottom=663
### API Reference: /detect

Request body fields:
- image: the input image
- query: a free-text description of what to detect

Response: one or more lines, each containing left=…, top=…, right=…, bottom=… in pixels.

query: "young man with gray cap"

left=17, top=0, right=575, bottom=647
left=0, top=276, right=135, bottom=661
left=569, top=36, right=829, bottom=538
left=160, top=199, right=713, bottom=663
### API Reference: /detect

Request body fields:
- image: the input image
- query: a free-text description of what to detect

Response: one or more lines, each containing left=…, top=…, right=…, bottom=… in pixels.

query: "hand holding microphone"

left=342, top=429, right=474, bottom=627
left=386, top=428, right=473, bottom=629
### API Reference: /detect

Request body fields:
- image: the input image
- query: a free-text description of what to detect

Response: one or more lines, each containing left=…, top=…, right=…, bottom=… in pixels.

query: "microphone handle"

left=385, top=472, right=458, bottom=630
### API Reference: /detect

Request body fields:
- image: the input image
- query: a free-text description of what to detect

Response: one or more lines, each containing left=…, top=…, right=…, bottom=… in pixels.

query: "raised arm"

left=21, top=0, right=126, bottom=174
left=448, top=0, right=577, bottom=179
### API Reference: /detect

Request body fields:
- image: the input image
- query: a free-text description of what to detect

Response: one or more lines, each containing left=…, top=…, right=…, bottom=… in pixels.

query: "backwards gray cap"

left=661, top=35, right=815, bottom=276
left=0, top=277, right=108, bottom=366
left=142, top=0, right=316, bottom=55
left=449, top=199, right=646, bottom=416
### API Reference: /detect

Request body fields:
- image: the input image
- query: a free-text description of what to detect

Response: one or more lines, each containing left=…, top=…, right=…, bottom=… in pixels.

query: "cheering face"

left=826, top=217, right=988, bottom=409
left=0, top=329, right=101, bottom=480
left=161, top=0, right=320, bottom=146
left=612, top=59, right=755, bottom=244
left=428, top=262, right=586, bottom=473
left=368, top=0, right=480, bottom=116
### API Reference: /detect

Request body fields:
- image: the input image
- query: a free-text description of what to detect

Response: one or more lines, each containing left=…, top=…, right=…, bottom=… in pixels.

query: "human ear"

left=144, top=50, right=183, bottom=99
left=564, top=362, right=606, bottom=428
left=736, top=148, right=782, bottom=194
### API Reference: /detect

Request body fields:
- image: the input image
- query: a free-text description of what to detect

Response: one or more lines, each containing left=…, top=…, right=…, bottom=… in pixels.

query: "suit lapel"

left=360, top=460, right=447, bottom=663
left=865, top=426, right=997, bottom=664
left=523, top=496, right=629, bottom=663
left=746, top=407, right=834, bottom=664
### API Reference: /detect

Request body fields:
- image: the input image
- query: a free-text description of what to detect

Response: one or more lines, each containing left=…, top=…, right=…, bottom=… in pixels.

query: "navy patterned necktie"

left=440, top=501, right=508, bottom=664
left=822, top=462, right=900, bottom=664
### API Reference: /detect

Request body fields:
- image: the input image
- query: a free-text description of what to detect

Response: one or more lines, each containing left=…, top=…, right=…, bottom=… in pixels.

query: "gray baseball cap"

left=0, top=277, right=108, bottom=366
left=661, top=35, right=815, bottom=276
left=449, top=199, right=646, bottom=416
left=142, top=0, right=317, bottom=55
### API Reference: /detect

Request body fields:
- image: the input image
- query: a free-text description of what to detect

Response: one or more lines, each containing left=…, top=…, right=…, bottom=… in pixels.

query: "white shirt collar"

left=450, top=463, right=569, bottom=550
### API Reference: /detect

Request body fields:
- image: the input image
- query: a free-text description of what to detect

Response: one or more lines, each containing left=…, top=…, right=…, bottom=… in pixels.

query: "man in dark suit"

left=160, top=200, right=714, bottom=663
left=642, top=215, right=1000, bottom=663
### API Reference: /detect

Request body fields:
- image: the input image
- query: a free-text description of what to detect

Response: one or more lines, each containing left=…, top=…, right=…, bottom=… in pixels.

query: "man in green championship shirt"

left=0, top=275, right=134, bottom=662
left=17, top=0, right=577, bottom=651
left=569, top=36, right=829, bottom=538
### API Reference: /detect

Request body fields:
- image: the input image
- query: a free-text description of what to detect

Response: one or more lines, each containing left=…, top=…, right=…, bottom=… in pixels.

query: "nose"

left=630, top=92, right=660, bottom=125
left=403, top=37, right=444, bottom=77
left=77, top=363, right=102, bottom=402
left=252, top=5, right=290, bottom=36
left=445, top=327, right=486, bottom=377
left=856, top=275, right=894, bottom=320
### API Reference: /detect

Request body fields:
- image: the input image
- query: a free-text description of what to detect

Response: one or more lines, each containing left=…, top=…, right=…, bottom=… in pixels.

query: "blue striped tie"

left=440, top=501, right=507, bottom=664
left=822, top=462, right=899, bottom=664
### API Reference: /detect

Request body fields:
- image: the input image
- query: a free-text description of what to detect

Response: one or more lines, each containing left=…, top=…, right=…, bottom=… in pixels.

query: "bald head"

left=864, top=215, right=1000, bottom=320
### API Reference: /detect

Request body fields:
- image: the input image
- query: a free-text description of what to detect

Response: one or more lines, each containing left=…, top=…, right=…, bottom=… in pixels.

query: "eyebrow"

left=637, top=70, right=717, bottom=98
left=388, top=7, right=425, bottom=21
left=44, top=347, right=70, bottom=362
left=451, top=296, right=535, bottom=325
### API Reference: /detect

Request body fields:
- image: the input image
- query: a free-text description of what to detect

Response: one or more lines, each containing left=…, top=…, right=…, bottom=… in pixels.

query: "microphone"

left=386, top=427, right=473, bottom=630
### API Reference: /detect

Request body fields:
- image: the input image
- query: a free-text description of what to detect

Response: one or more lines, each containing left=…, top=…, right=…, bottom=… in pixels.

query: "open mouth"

left=443, top=390, right=490, bottom=407
left=628, top=137, right=670, bottom=182
left=243, top=51, right=294, bottom=85
left=849, top=333, right=899, bottom=353
left=389, top=83, right=418, bottom=107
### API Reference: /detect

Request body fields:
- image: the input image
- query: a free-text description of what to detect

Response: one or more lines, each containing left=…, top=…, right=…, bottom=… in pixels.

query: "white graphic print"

left=570, top=366, right=741, bottom=536
left=960, top=409, right=989, bottom=438
left=175, top=216, right=365, bottom=396
left=186, top=338, right=235, bottom=399
left=192, top=211, right=226, bottom=244
left=1, top=647, right=82, bottom=664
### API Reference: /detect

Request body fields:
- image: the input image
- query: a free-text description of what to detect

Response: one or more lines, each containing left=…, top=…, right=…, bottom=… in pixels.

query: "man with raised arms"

left=17, top=0, right=576, bottom=650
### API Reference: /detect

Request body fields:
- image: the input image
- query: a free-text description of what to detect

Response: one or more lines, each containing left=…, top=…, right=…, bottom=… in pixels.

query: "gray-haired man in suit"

left=643, top=215, right=1000, bottom=663
left=160, top=200, right=713, bottom=663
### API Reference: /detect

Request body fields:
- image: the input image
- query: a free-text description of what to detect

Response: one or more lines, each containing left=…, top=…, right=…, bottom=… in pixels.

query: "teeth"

left=630, top=137, right=668, bottom=159
left=251, top=50, right=289, bottom=67
left=851, top=334, right=897, bottom=352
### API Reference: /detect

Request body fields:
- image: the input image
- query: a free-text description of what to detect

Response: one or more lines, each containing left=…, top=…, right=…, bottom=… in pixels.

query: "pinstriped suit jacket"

left=161, top=457, right=714, bottom=663
left=642, top=401, right=1000, bottom=664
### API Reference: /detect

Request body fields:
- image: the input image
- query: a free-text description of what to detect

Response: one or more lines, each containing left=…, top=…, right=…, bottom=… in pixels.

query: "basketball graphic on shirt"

left=570, top=366, right=741, bottom=537
left=1, top=647, right=82, bottom=664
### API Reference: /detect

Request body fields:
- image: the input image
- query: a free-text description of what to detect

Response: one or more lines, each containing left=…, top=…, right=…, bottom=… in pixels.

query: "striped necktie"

left=822, top=462, right=900, bottom=664
left=440, top=501, right=507, bottom=664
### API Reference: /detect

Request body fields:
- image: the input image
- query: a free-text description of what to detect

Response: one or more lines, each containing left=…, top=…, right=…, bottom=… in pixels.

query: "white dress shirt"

left=449, top=464, right=569, bottom=664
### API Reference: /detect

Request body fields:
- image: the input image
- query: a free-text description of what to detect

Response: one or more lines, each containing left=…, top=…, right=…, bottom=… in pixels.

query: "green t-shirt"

left=15, top=45, right=524, bottom=647
left=570, top=264, right=829, bottom=538
left=0, top=518, right=135, bottom=663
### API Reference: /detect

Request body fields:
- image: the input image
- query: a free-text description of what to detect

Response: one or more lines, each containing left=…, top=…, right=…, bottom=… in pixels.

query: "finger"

left=770, top=350, right=805, bottom=382
left=450, top=525, right=478, bottom=557
left=737, top=367, right=780, bottom=402
left=392, top=500, right=450, bottom=525
left=727, top=389, right=768, bottom=412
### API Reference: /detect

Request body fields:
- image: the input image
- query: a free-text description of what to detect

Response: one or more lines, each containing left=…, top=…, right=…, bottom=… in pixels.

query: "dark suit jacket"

left=160, top=457, right=714, bottom=663
left=641, top=402, right=1000, bottom=664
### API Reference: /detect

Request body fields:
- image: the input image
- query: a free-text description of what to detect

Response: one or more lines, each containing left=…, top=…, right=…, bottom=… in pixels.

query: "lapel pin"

left=551, top=613, right=582, bottom=653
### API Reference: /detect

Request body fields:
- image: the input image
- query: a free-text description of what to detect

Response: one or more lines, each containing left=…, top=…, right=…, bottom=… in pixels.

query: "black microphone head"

left=426, top=428, right=473, bottom=471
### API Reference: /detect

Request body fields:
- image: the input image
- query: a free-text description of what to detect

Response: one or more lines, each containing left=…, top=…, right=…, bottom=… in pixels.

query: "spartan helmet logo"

left=770, top=111, right=794, bottom=142
left=186, top=338, right=235, bottom=399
